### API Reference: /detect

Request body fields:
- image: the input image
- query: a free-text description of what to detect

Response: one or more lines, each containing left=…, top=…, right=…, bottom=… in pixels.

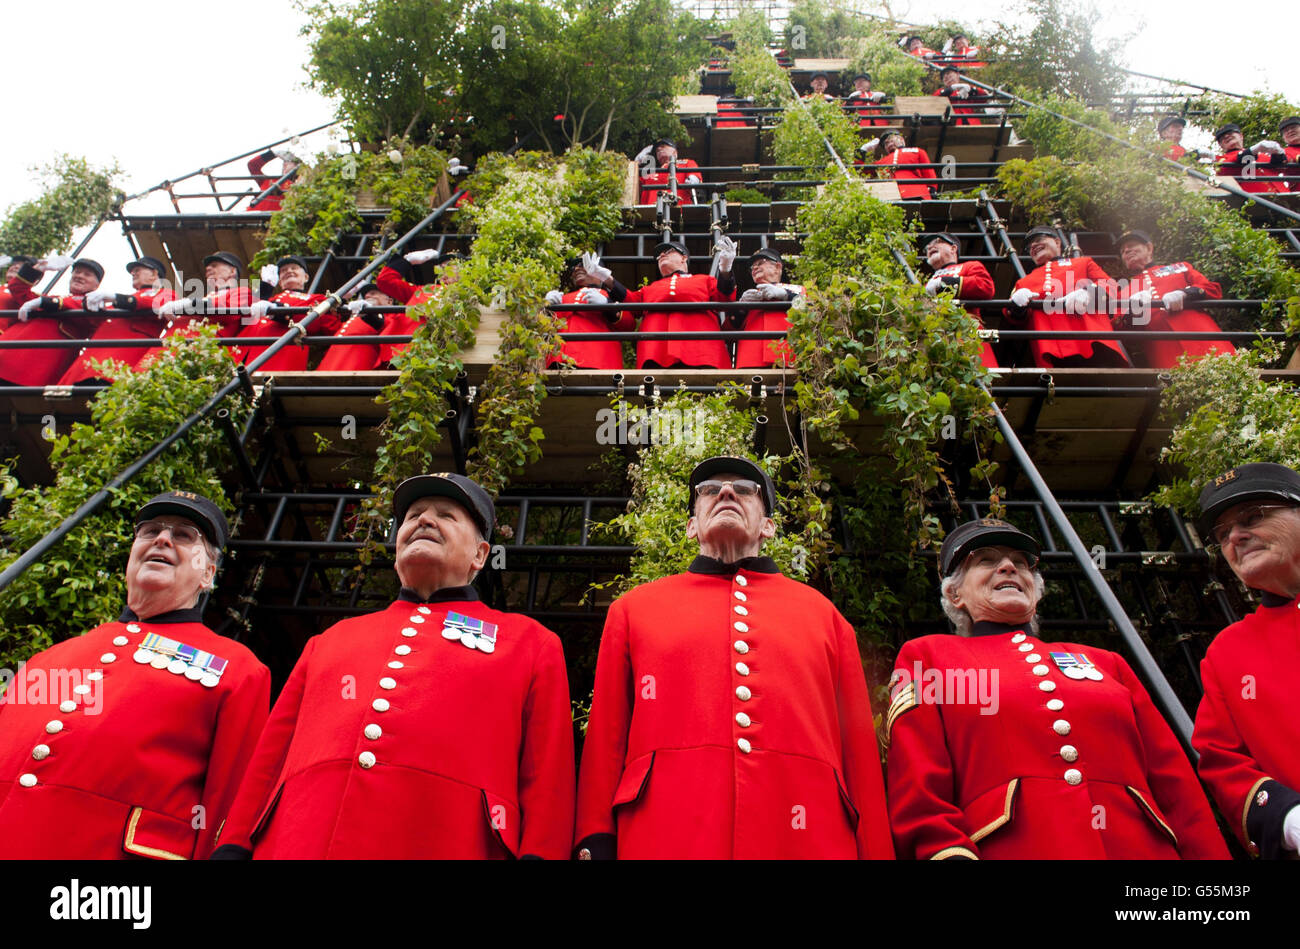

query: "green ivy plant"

left=0, top=155, right=122, bottom=257
left=772, top=96, right=864, bottom=201
left=1151, top=343, right=1300, bottom=518
left=254, top=140, right=449, bottom=267
left=0, top=326, right=247, bottom=673
left=1192, top=92, right=1300, bottom=143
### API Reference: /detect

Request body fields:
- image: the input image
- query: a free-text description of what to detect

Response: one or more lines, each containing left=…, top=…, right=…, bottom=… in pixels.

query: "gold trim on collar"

left=970, top=778, right=1019, bottom=843
left=123, top=806, right=188, bottom=861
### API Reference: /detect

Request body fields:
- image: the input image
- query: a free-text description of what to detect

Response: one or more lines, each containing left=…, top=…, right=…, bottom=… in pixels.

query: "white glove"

left=576, top=287, right=608, bottom=304
left=860, top=138, right=880, bottom=154
left=685, top=174, right=702, bottom=184
left=158, top=298, right=190, bottom=317
left=41, top=255, right=74, bottom=271
left=739, top=288, right=763, bottom=303
left=634, top=145, right=654, bottom=167
left=1161, top=289, right=1186, bottom=311
left=925, top=276, right=945, bottom=296
left=245, top=299, right=274, bottom=323
left=1061, top=287, right=1091, bottom=314
left=404, top=249, right=438, bottom=266
left=952, top=83, right=971, bottom=97
left=544, top=290, right=564, bottom=306
left=260, top=264, right=279, bottom=287
left=580, top=251, right=612, bottom=284
left=0, top=255, right=11, bottom=269
left=760, top=283, right=789, bottom=300
left=345, top=299, right=367, bottom=315
left=1251, top=140, right=1283, bottom=154
left=1284, top=805, right=1300, bottom=852
left=17, top=298, right=41, bottom=321
left=272, top=148, right=300, bottom=164
left=1010, top=287, right=1034, bottom=308
left=714, top=235, right=737, bottom=272
left=870, top=90, right=886, bottom=103
left=447, top=157, right=468, bottom=176
left=84, top=288, right=116, bottom=312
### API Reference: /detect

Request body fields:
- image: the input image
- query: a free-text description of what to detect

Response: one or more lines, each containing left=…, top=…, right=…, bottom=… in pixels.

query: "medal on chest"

left=131, top=630, right=228, bottom=687
left=1050, top=651, right=1104, bottom=681
left=441, top=610, right=499, bottom=653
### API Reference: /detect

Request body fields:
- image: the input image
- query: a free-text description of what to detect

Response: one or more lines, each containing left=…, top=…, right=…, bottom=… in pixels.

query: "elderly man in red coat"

left=0, top=257, right=102, bottom=386
left=0, top=491, right=269, bottom=859
left=58, top=256, right=175, bottom=386
left=1110, top=229, right=1234, bottom=369
left=607, top=238, right=737, bottom=369
left=734, top=249, right=801, bottom=369
left=1214, top=123, right=1288, bottom=194
left=922, top=232, right=997, bottom=368
left=544, top=253, right=633, bottom=370
left=317, top=280, right=395, bottom=372
left=1004, top=225, right=1130, bottom=368
left=844, top=73, right=888, bottom=128
left=235, top=255, right=340, bottom=372
left=373, top=249, right=463, bottom=365
left=932, top=66, right=988, bottom=125
left=1193, top=463, right=1300, bottom=859
left=866, top=133, right=937, bottom=200
left=214, top=473, right=575, bottom=859
left=0, top=255, right=38, bottom=333
left=575, top=456, right=894, bottom=859
left=635, top=138, right=702, bottom=206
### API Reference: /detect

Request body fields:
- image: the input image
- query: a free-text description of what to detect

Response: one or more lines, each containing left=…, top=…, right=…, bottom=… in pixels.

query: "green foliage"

left=255, top=142, right=449, bottom=267
left=0, top=156, right=122, bottom=258
left=1010, top=94, right=1148, bottom=162
left=0, top=327, right=246, bottom=672
left=980, top=0, right=1132, bottom=103
left=1193, top=92, right=1300, bottom=142
left=996, top=154, right=1300, bottom=333
left=787, top=176, right=1000, bottom=647
left=729, top=44, right=790, bottom=108
left=783, top=0, right=875, bottom=59
left=842, top=32, right=927, bottom=97
left=723, top=187, right=768, bottom=205
left=591, top=387, right=828, bottom=594
left=772, top=97, right=864, bottom=201
left=1151, top=344, right=1300, bottom=516
left=723, top=5, right=773, bottom=50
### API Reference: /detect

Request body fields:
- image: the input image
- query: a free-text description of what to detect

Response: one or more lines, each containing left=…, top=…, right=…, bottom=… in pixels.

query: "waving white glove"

left=272, top=148, right=300, bottom=164
left=447, top=157, right=468, bottom=176
left=1284, top=806, right=1300, bottom=852
left=41, top=255, right=75, bottom=271
left=1161, top=289, right=1186, bottom=312
left=739, top=288, right=764, bottom=303
left=577, top=287, right=609, bottom=304
left=634, top=145, right=654, bottom=168
left=1251, top=140, right=1283, bottom=155
left=544, top=290, right=564, bottom=306
left=345, top=299, right=368, bottom=316
left=714, top=235, right=737, bottom=272
left=17, top=298, right=42, bottom=321
left=1009, top=287, right=1034, bottom=308
left=760, top=283, right=790, bottom=300
left=685, top=174, right=702, bottom=185
left=158, top=298, right=190, bottom=317
left=404, top=249, right=439, bottom=266
left=952, top=83, right=972, bottom=98
left=925, top=276, right=945, bottom=296
left=242, top=299, right=274, bottom=325
left=869, top=90, right=887, bottom=103
left=1060, top=287, right=1091, bottom=315
left=860, top=138, right=880, bottom=155
left=256, top=264, right=277, bottom=288
left=84, top=288, right=116, bottom=312
left=0, top=255, right=11, bottom=269
left=580, top=251, right=612, bottom=284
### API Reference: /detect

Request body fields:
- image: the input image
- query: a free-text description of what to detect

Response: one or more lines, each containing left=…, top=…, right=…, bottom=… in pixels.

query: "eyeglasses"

left=135, top=520, right=203, bottom=546
left=1209, top=504, right=1295, bottom=547
left=695, top=479, right=762, bottom=500
left=968, top=548, right=1038, bottom=571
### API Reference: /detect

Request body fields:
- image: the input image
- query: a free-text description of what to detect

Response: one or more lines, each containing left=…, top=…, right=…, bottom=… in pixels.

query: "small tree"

left=0, top=156, right=122, bottom=257
left=981, top=0, right=1132, bottom=103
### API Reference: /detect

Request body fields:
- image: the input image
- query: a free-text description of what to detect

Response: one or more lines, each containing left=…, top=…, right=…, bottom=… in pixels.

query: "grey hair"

left=940, top=563, right=1045, bottom=636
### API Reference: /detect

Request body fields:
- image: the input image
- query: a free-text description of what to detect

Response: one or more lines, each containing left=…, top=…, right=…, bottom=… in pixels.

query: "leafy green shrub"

left=1193, top=92, right=1300, bottom=143
left=0, top=156, right=122, bottom=257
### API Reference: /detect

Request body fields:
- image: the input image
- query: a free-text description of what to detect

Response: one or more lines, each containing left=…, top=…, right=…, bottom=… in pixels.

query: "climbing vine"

left=0, top=326, right=248, bottom=673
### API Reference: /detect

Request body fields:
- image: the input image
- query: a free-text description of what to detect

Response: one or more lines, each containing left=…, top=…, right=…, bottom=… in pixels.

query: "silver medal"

left=1083, top=667, right=1104, bottom=681
left=133, top=649, right=153, bottom=664
left=150, top=654, right=170, bottom=670
left=1063, top=666, right=1087, bottom=680
left=476, top=637, right=495, bottom=654
left=167, top=659, right=187, bottom=675
left=200, top=673, right=220, bottom=688
left=185, top=665, right=205, bottom=681
left=442, top=626, right=462, bottom=640
left=460, top=630, right=478, bottom=649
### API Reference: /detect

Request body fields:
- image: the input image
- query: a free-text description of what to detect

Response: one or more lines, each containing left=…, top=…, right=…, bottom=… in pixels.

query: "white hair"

left=940, top=563, right=1045, bottom=636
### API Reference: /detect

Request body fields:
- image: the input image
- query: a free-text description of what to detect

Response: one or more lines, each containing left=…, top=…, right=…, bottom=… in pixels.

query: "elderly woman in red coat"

left=886, top=517, right=1230, bottom=860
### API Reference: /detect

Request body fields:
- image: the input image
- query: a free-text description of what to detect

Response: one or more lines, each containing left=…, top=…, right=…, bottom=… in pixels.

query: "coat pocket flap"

left=612, top=751, right=656, bottom=808
left=122, top=805, right=194, bottom=861
left=481, top=790, right=522, bottom=858
left=833, top=769, right=860, bottom=831
left=1126, top=785, right=1179, bottom=847
left=965, top=778, right=1021, bottom=844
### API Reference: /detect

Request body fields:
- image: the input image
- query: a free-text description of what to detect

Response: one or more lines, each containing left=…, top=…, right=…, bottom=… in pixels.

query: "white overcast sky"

left=1, top=0, right=1295, bottom=292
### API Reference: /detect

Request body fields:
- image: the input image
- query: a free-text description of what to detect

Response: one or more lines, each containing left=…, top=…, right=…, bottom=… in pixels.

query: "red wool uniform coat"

left=886, top=624, right=1230, bottom=860
left=845, top=90, right=888, bottom=128
left=1192, top=592, right=1300, bottom=859
left=139, top=286, right=250, bottom=370
left=734, top=284, right=801, bottom=369
left=0, top=608, right=269, bottom=859
left=317, top=309, right=383, bottom=371
left=219, top=590, right=576, bottom=859
left=1165, top=143, right=1187, bottom=161
left=0, top=264, right=85, bottom=385
left=932, top=86, right=988, bottom=125
left=234, top=290, right=338, bottom=372
left=247, top=151, right=293, bottom=211
left=872, top=147, right=937, bottom=199
left=1215, top=147, right=1287, bottom=193
left=1113, top=261, right=1234, bottom=368
left=638, top=158, right=701, bottom=206
left=374, top=265, right=439, bottom=364
left=548, top=289, right=633, bottom=370
left=1005, top=256, right=1128, bottom=367
left=622, top=271, right=734, bottom=369
left=57, top=286, right=174, bottom=385
left=575, top=557, right=895, bottom=859
left=931, top=260, right=997, bottom=368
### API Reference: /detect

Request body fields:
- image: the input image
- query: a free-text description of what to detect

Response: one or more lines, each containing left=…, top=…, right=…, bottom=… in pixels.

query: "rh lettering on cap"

left=173, top=490, right=199, bottom=500
left=1214, top=470, right=1238, bottom=487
